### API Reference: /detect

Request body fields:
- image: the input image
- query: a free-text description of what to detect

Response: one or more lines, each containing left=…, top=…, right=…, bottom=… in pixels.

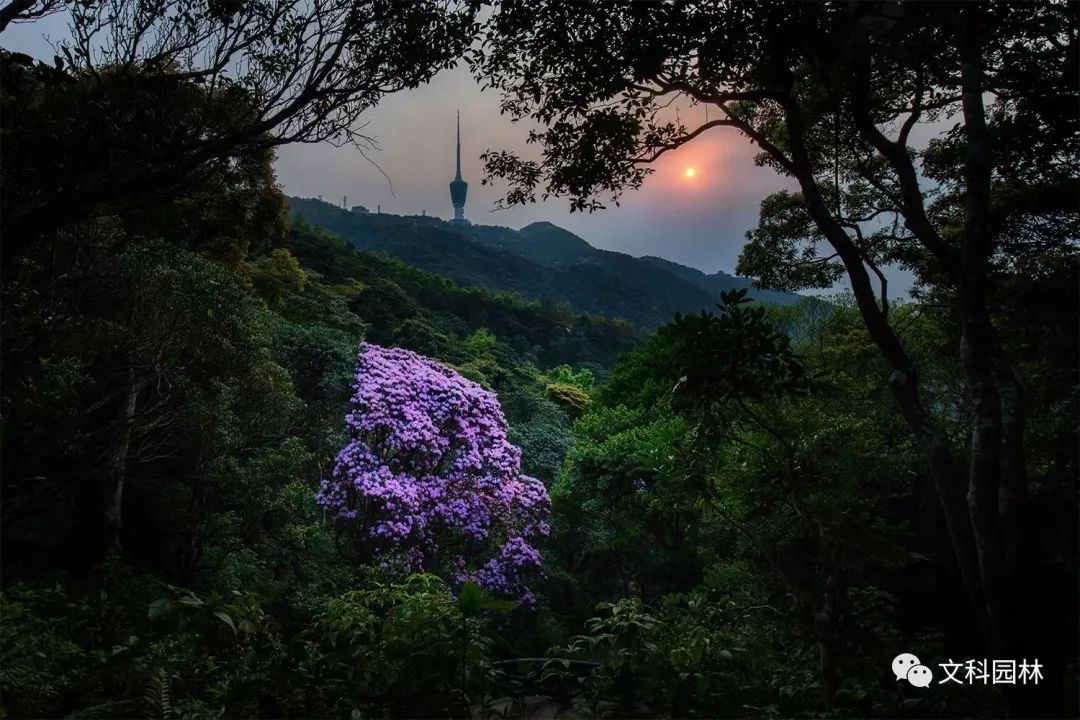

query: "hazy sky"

left=5, top=16, right=917, bottom=293
left=278, top=63, right=800, bottom=276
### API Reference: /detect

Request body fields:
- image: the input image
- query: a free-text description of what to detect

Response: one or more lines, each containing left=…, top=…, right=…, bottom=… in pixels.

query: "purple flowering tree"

left=317, top=343, right=550, bottom=604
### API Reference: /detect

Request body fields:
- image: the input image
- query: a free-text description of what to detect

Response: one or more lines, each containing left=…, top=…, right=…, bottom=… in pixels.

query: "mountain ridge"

left=288, top=197, right=801, bottom=328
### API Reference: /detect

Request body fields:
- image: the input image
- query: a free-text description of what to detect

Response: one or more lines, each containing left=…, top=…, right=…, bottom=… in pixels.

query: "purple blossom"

left=318, top=343, right=550, bottom=602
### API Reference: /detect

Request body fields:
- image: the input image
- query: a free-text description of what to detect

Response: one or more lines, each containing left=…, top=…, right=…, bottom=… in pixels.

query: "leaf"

left=477, top=597, right=519, bottom=613
left=176, top=592, right=204, bottom=608
left=457, top=581, right=518, bottom=615
left=147, top=598, right=170, bottom=621
left=456, top=581, right=484, bottom=615
left=143, top=669, right=175, bottom=720
left=213, top=610, right=237, bottom=635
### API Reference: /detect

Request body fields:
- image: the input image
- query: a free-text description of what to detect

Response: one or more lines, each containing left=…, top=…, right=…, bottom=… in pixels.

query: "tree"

left=553, top=293, right=918, bottom=711
left=472, top=4, right=1076, bottom=711
left=252, top=248, right=309, bottom=303
left=316, top=343, right=550, bottom=604
left=1, top=230, right=286, bottom=563
left=552, top=291, right=806, bottom=602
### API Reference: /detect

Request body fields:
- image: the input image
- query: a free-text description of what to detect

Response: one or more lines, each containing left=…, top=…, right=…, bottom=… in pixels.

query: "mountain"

left=637, top=255, right=800, bottom=307
left=289, top=197, right=802, bottom=328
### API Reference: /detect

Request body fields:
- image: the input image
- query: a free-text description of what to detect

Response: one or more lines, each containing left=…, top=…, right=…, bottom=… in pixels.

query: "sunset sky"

left=274, top=62, right=800, bottom=276
left=5, top=16, right=916, bottom=293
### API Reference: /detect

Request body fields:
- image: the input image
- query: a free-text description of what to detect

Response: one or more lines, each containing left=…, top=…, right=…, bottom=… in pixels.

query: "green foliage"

left=738, top=191, right=844, bottom=292
left=669, top=289, right=809, bottom=406
left=505, top=388, right=574, bottom=484
left=0, top=587, right=87, bottom=718
left=548, top=590, right=793, bottom=719
left=552, top=402, right=696, bottom=614
left=303, top=575, right=494, bottom=718
left=553, top=599, right=660, bottom=717
left=544, top=298, right=978, bottom=716
left=283, top=215, right=644, bottom=369
left=544, top=382, right=591, bottom=418
left=393, top=316, right=454, bottom=357
left=0, top=569, right=293, bottom=720
left=140, top=586, right=287, bottom=719
left=547, top=364, right=595, bottom=391
left=456, top=581, right=519, bottom=616
left=1, top=52, right=290, bottom=265
left=252, top=248, right=309, bottom=303
left=460, top=328, right=498, bottom=356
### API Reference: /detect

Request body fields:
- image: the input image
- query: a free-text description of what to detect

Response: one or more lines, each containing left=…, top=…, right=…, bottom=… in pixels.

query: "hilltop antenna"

left=455, top=109, right=462, bottom=181
left=448, top=109, right=470, bottom=225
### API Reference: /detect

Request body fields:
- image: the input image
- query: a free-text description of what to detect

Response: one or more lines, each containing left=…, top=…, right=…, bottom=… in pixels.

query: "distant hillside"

left=637, top=255, right=799, bottom=307
left=289, top=197, right=802, bottom=328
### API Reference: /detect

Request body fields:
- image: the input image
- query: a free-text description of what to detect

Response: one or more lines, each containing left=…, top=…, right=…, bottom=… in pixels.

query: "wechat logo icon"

left=893, top=652, right=933, bottom=688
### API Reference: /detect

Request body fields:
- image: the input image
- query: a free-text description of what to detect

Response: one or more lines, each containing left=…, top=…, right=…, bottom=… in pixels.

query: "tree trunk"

left=888, top=364, right=992, bottom=647
left=764, top=10, right=1053, bottom=713
left=956, top=9, right=1060, bottom=717
left=98, top=370, right=140, bottom=557
left=814, top=547, right=846, bottom=712
left=958, top=307, right=1006, bottom=647
left=845, top=18, right=996, bottom=650
left=957, top=0, right=1014, bottom=657
left=775, top=107, right=992, bottom=645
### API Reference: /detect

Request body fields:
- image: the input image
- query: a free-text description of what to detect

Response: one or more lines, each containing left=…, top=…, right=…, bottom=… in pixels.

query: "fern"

left=143, top=669, right=176, bottom=720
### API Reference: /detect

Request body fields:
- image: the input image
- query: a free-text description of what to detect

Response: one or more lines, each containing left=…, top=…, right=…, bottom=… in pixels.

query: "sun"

left=684, top=167, right=696, bottom=178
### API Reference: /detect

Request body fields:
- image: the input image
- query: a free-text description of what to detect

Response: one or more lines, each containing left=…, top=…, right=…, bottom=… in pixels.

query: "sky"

left=276, top=63, right=799, bottom=277
left=4, top=15, right=916, bottom=294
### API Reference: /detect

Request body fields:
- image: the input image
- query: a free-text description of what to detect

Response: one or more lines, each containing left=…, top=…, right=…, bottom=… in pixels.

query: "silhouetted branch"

left=0, top=0, right=59, bottom=33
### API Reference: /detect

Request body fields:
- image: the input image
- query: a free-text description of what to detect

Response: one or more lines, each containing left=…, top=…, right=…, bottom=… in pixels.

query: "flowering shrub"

left=317, top=343, right=550, bottom=603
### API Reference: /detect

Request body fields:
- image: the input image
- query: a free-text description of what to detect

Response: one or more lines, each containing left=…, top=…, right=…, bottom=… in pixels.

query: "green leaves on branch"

left=738, top=191, right=845, bottom=292
left=666, top=288, right=810, bottom=410
left=456, top=581, right=518, bottom=616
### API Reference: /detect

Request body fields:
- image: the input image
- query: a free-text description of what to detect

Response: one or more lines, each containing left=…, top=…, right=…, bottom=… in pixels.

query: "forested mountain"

left=289, top=197, right=802, bottom=327
left=282, top=218, right=642, bottom=371
left=638, top=254, right=796, bottom=303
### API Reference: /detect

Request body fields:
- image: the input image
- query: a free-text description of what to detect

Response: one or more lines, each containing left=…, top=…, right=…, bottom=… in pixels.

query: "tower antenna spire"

left=455, top=109, right=462, bottom=180
left=448, top=110, right=470, bottom=225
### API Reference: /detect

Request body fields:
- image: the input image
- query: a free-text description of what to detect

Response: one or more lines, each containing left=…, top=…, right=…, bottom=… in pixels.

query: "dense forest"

left=1, top=1, right=1077, bottom=719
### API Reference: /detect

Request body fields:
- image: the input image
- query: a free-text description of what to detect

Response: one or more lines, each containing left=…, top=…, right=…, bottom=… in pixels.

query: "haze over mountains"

left=290, top=197, right=801, bottom=328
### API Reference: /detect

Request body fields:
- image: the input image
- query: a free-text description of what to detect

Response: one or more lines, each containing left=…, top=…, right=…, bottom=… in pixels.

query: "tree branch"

left=0, top=0, right=57, bottom=33
left=634, top=118, right=736, bottom=163
left=852, top=48, right=961, bottom=279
